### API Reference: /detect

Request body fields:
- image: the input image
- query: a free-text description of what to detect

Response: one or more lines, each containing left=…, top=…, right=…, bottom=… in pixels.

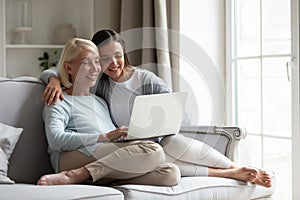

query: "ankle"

left=208, top=168, right=228, bottom=178
left=66, top=167, right=90, bottom=183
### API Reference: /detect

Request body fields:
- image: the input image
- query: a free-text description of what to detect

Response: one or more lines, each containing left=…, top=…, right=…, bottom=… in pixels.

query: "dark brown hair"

left=91, top=29, right=130, bottom=66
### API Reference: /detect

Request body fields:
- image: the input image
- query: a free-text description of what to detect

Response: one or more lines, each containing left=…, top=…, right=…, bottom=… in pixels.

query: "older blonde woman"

left=38, top=38, right=180, bottom=186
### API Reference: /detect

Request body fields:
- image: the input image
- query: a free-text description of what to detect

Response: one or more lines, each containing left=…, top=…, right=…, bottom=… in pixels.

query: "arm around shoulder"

left=40, top=69, right=58, bottom=84
left=40, top=69, right=64, bottom=105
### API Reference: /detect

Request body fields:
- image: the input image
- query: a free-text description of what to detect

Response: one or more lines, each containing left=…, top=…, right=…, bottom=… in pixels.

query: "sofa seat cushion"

left=115, top=175, right=275, bottom=200
left=0, top=184, right=124, bottom=200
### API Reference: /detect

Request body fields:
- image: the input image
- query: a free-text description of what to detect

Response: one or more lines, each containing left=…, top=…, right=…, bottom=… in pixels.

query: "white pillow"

left=0, top=122, right=23, bottom=184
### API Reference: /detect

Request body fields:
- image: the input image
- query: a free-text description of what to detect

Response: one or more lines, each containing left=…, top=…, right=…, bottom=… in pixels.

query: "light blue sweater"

left=43, top=93, right=116, bottom=172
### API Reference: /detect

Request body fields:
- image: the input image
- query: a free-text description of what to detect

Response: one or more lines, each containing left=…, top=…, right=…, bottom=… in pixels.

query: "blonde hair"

left=58, top=38, right=99, bottom=88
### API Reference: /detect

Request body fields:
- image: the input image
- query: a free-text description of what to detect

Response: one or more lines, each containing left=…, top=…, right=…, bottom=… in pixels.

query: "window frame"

left=226, top=0, right=295, bottom=199
left=291, top=0, right=300, bottom=199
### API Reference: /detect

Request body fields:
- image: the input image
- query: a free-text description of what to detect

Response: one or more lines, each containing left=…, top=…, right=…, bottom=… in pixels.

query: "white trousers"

left=160, top=134, right=233, bottom=176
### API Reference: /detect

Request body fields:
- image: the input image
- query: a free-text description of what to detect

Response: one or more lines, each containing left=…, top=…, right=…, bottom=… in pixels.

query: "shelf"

left=6, top=44, right=64, bottom=49
left=1, top=0, right=95, bottom=78
left=5, top=0, right=94, bottom=45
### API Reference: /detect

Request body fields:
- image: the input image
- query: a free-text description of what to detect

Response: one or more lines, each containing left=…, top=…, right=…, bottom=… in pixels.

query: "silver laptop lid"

left=127, top=92, right=187, bottom=140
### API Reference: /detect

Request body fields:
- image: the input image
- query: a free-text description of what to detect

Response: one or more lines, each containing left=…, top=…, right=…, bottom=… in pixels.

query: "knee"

left=138, top=141, right=165, bottom=163
left=158, top=163, right=181, bottom=186
left=160, top=134, right=186, bottom=156
left=160, top=135, right=178, bottom=147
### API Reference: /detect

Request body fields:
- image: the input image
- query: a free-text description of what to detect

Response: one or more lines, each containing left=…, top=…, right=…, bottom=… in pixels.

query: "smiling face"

left=65, top=48, right=101, bottom=91
left=98, top=41, right=125, bottom=82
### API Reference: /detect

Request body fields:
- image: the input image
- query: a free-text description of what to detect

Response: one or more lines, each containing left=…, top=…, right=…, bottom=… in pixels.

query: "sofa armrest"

left=179, top=126, right=247, bottom=161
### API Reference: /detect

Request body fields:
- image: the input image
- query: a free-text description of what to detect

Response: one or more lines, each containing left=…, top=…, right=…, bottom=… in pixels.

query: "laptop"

left=116, top=92, right=187, bottom=142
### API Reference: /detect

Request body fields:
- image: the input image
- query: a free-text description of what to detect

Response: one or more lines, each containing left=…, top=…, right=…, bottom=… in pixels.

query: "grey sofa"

left=0, top=77, right=275, bottom=200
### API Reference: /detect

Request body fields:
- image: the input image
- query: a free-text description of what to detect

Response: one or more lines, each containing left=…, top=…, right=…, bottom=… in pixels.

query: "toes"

left=37, top=180, right=50, bottom=186
left=37, top=176, right=51, bottom=186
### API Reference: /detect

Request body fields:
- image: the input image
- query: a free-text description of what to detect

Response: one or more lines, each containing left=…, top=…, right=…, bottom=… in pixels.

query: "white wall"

left=179, top=0, right=225, bottom=126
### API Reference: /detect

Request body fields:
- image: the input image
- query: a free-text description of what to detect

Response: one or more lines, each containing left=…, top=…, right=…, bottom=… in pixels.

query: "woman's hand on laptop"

left=97, top=126, right=128, bottom=142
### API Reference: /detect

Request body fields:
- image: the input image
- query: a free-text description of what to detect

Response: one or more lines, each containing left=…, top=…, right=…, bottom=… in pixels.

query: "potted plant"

left=38, top=49, right=59, bottom=71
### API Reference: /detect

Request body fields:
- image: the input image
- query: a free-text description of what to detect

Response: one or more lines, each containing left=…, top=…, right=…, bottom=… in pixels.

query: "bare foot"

left=224, top=166, right=258, bottom=182
left=251, top=169, right=272, bottom=188
left=37, top=167, right=90, bottom=185
left=209, top=166, right=257, bottom=183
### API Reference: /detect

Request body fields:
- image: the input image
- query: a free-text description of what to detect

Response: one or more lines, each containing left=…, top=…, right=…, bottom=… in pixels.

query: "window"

left=179, top=0, right=226, bottom=126
left=227, top=0, right=292, bottom=199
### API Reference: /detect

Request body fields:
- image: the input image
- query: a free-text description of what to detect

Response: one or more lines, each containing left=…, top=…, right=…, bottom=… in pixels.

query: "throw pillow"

left=0, top=122, right=23, bottom=184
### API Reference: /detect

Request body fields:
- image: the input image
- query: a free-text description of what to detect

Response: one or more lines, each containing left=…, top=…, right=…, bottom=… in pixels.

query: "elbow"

left=46, top=134, right=67, bottom=152
left=47, top=140, right=63, bottom=152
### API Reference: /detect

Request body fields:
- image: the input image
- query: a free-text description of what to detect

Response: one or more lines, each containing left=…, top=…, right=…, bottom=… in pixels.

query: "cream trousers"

left=59, top=140, right=180, bottom=186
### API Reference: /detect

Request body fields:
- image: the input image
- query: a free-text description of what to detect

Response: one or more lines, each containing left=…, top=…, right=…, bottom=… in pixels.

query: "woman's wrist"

left=97, top=133, right=109, bottom=142
left=49, top=76, right=59, bottom=83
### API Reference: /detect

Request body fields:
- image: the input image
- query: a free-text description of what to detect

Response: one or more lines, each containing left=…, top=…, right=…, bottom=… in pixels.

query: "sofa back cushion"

left=0, top=77, right=53, bottom=184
